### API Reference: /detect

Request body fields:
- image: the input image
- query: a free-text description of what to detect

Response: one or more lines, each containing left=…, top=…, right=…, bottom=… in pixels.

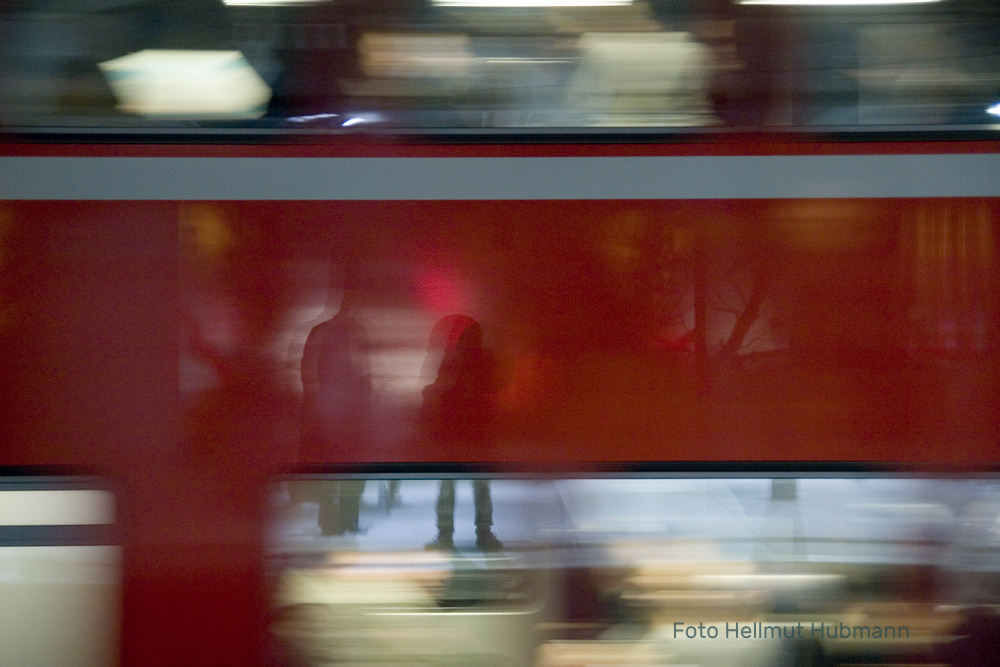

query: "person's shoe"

left=425, top=534, right=456, bottom=551
left=475, top=530, right=503, bottom=552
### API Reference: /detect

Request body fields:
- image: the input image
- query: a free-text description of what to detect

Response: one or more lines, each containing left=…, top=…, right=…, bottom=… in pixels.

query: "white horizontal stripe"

left=0, top=546, right=121, bottom=585
left=0, top=491, right=115, bottom=526
left=1, top=155, right=999, bottom=200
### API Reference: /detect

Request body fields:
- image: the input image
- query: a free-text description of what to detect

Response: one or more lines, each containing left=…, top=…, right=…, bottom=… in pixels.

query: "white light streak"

left=342, top=113, right=384, bottom=127
left=288, top=113, right=339, bottom=123
left=223, top=0, right=327, bottom=5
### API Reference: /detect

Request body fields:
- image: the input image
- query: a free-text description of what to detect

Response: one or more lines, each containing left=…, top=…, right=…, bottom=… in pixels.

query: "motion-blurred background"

left=2, top=0, right=1000, bottom=133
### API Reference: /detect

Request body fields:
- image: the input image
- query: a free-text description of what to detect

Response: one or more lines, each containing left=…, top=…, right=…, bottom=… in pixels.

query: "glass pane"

left=268, top=472, right=1000, bottom=667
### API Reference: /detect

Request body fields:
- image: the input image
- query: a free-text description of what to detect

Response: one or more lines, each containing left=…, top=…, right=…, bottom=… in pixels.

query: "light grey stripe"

left=2, top=155, right=998, bottom=199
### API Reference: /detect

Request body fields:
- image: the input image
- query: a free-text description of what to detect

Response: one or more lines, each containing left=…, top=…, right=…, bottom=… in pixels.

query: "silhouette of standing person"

left=421, top=315, right=503, bottom=552
left=300, top=268, right=370, bottom=535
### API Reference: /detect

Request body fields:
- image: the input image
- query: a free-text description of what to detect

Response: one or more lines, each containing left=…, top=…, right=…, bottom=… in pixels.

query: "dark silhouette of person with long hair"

left=300, top=268, right=370, bottom=535
left=421, top=315, right=503, bottom=552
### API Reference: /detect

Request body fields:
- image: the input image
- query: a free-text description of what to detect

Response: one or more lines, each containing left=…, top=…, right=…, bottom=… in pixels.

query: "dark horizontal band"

left=0, top=524, right=117, bottom=547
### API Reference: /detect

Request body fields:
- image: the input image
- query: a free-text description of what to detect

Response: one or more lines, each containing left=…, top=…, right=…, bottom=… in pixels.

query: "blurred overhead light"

left=988, top=103, right=1000, bottom=117
left=98, top=50, right=271, bottom=119
left=740, top=0, right=939, bottom=4
left=433, top=0, right=632, bottom=6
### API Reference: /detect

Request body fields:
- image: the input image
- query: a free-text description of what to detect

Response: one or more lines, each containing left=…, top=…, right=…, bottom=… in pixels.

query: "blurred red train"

left=1, top=137, right=999, bottom=667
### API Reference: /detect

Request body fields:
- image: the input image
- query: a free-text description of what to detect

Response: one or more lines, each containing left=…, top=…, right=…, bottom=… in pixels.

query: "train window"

left=0, top=475, right=119, bottom=667
left=172, top=194, right=1000, bottom=465
left=268, top=469, right=1000, bottom=667
left=2, top=1, right=1000, bottom=136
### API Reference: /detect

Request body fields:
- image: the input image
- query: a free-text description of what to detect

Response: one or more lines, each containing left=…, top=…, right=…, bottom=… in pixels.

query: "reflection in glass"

left=170, top=199, right=1000, bottom=464
left=269, top=474, right=1000, bottom=667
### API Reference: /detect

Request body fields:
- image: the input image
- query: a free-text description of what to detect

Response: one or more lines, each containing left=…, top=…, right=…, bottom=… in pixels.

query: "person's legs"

left=340, top=480, right=365, bottom=532
left=427, top=479, right=456, bottom=549
left=472, top=479, right=493, bottom=528
left=318, top=481, right=345, bottom=535
left=387, top=480, right=401, bottom=508
left=473, top=480, right=502, bottom=551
